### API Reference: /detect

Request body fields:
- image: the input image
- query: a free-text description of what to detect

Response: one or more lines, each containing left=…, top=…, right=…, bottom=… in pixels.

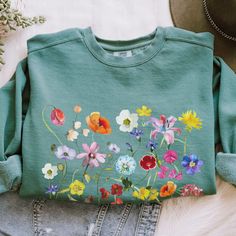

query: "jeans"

left=0, top=192, right=162, bottom=236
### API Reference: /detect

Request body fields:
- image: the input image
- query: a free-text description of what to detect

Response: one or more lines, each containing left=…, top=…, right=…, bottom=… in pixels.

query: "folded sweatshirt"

left=0, top=26, right=236, bottom=204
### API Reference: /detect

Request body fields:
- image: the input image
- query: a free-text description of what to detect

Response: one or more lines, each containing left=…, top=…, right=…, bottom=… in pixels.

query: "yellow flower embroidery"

left=178, top=110, right=202, bottom=132
left=69, top=180, right=85, bottom=196
left=148, top=189, right=159, bottom=201
left=136, top=105, right=152, bottom=117
left=133, top=187, right=159, bottom=201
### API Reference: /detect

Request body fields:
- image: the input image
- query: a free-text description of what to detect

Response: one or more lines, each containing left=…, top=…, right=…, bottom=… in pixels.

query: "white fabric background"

left=1, top=1, right=236, bottom=235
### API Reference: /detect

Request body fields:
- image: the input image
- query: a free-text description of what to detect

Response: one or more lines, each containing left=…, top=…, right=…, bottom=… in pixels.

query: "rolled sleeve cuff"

left=216, top=152, right=236, bottom=186
left=0, top=155, right=22, bottom=193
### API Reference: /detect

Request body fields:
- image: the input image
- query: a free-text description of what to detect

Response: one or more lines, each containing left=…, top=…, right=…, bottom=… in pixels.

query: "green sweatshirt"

left=1, top=26, right=236, bottom=204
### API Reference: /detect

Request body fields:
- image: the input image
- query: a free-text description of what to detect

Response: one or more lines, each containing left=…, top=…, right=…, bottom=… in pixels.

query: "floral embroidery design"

left=41, top=104, right=204, bottom=203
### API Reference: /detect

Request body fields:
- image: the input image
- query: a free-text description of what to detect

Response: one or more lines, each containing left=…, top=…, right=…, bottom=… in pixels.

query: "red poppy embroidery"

left=140, top=155, right=157, bottom=170
left=111, top=184, right=123, bottom=196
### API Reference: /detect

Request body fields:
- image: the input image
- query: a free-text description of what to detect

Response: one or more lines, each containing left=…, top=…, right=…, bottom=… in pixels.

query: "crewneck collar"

left=79, top=26, right=166, bottom=67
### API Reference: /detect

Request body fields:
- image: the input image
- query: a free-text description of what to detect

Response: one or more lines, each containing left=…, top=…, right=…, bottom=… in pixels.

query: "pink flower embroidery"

left=180, top=184, right=203, bottom=197
left=163, top=150, right=178, bottom=164
left=50, top=108, right=65, bottom=126
left=149, top=115, right=181, bottom=145
left=168, top=169, right=183, bottom=180
left=77, top=142, right=106, bottom=168
left=157, top=165, right=169, bottom=179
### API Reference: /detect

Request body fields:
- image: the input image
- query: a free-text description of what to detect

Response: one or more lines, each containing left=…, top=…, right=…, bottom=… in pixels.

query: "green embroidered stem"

left=72, top=168, right=80, bottom=182
left=132, top=139, right=142, bottom=157
left=174, top=138, right=185, bottom=144
left=82, top=163, right=90, bottom=181
left=160, top=137, right=165, bottom=148
left=146, top=175, right=151, bottom=187
left=91, top=132, right=95, bottom=143
left=184, top=136, right=187, bottom=155
left=175, top=137, right=187, bottom=155
left=48, top=180, right=52, bottom=199
left=42, top=105, right=63, bottom=145
left=173, top=163, right=180, bottom=173
left=136, top=171, right=149, bottom=186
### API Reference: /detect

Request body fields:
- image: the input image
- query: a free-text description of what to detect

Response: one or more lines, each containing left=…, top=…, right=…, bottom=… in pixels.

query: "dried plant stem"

left=0, top=0, right=45, bottom=69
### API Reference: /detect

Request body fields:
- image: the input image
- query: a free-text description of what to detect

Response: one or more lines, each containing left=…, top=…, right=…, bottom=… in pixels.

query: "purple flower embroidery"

left=181, top=154, right=203, bottom=175
left=46, top=184, right=59, bottom=195
left=55, top=145, right=77, bottom=160
left=130, top=128, right=143, bottom=139
left=146, top=139, right=158, bottom=150
left=126, top=142, right=133, bottom=152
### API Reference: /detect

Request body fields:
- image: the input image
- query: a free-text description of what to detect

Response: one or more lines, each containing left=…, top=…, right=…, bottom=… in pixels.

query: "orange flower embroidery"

left=86, top=112, right=112, bottom=134
left=160, top=181, right=177, bottom=197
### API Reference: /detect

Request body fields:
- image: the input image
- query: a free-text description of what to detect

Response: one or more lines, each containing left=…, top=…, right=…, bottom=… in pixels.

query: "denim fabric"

left=0, top=192, right=162, bottom=236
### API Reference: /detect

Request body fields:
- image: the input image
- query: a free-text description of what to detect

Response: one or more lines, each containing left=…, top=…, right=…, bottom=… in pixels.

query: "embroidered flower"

left=46, top=184, right=59, bottom=195
left=42, top=163, right=58, bottom=180
left=77, top=142, right=106, bottom=168
left=157, top=165, right=169, bottom=179
left=111, top=198, right=123, bottom=205
left=74, top=105, right=82, bottom=113
left=50, top=108, right=65, bottom=126
left=148, top=189, right=159, bottom=201
left=178, top=110, right=202, bottom=132
left=149, top=115, right=181, bottom=145
left=130, top=128, right=143, bottom=139
left=126, top=142, right=133, bottom=152
left=180, top=184, right=204, bottom=197
left=67, top=129, right=79, bottom=141
left=181, top=154, right=203, bottom=175
left=57, top=163, right=65, bottom=171
left=111, top=184, right=123, bottom=196
left=108, top=143, right=120, bottom=154
left=55, top=145, right=76, bottom=160
left=160, top=181, right=177, bottom=197
left=163, top=150, right=178, bottom=164
left=146, top=139, right=158, bottom=151
left=69, top=180, right=85, bottom=196
left=85, top=195, right=94, bottom=203
left=86, top=112, right=112, bottom=134
left=133, top=187, right=150, bottom=200
left=74, top=121, right=82, bottom=129
left=116, top=110, right=138, bottom=132
left=116, top=155, right=136, bottom=175
left=136, top=105, right=152, bottom=117
left=100, top=188, right=110, bottom=200
left=168, top=169, right=183, bottom=180
left=82, top=129, right=90, bottom=137
left=133, top=187, right=159, bottom=201
left=140, top=155, right=157, bottom=171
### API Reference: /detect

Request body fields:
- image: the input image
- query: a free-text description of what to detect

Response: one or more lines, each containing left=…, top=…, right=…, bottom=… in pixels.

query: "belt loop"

left=113, top=203, right=133, bottom=236
left=135, top=203, right=162, bottom=236
left=89, top=204, right=109, bottom=236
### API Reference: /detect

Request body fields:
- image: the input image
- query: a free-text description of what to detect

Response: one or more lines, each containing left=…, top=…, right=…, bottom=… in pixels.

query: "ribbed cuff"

left=0, top=155, right=22, bottom=193
left=216, top=152, right=236, bottom=186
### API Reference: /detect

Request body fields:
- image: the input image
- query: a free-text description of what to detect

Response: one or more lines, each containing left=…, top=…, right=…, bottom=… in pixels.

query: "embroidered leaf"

left=50, top=144, right=57, bottom=152
left=67, top=194, right=77, bottom=201
left=121, top=177, right=132, bottom=190
left=58, top=188, right=70, bottom=194
left=104, top=168, right=113, bottom=171
left=84, top=174, right=91, bottom=183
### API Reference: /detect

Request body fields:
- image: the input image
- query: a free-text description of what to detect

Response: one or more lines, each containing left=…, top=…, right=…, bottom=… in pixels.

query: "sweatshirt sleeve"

left=213, top=56, right=236, bottom=186
left=0, top=58, right=30, bottom=193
